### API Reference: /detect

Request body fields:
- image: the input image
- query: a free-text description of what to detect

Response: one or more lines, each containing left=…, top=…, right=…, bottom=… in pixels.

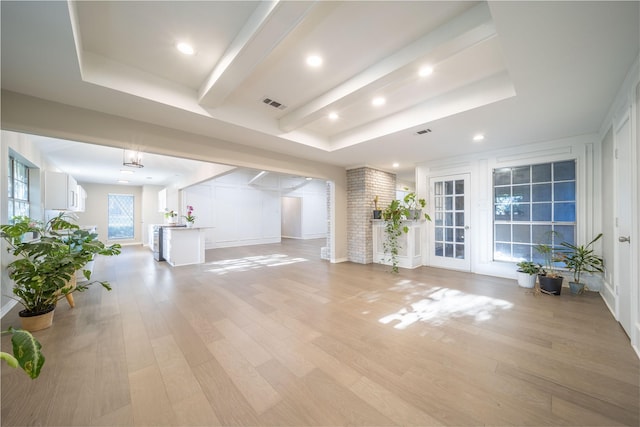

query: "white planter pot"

left=516, top=271, right=537, bottom=288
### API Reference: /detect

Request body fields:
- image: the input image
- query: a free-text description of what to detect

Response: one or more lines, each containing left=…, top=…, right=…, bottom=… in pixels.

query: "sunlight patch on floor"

left=379, top=286, right=514, bottom=329
left=204, top=254, right=308, bottom=275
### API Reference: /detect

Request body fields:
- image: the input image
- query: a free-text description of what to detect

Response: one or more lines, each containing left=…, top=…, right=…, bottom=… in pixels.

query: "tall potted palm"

left=1, top=214, right=120, bottom=331
left=559, top=233, right=604, bottom=295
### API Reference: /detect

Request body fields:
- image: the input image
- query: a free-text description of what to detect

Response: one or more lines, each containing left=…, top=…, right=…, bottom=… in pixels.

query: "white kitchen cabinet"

left=45, top=171, right=79, bottom=210
left=76, top=185, right=87, bottom=212
left=161, top=226, right=206, bottom=267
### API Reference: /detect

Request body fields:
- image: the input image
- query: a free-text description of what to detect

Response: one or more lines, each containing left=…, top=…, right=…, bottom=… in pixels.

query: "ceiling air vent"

left=261, top=97, right=287, bottom=110
left=415, top=129, right=432, bottom=135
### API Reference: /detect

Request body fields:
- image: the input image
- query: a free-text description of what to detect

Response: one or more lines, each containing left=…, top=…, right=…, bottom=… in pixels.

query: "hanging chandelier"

left=123, top=149, right=144, bottom=168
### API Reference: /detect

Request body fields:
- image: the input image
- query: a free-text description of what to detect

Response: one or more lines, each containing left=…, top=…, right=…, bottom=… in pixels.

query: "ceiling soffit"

left=68, top=1, right=514, bottom=153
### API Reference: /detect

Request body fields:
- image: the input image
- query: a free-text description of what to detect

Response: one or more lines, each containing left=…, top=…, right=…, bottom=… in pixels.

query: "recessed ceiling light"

left=305, top=177, right=313, bottom=181
left=372, top=97, right=386, bottom=107
left=120, top=170, right=134, bottom=175
left=473, top=134, right=485, bottom=141
left=176, top=42, right=195, bottom=55
left=392, top=163, right=400, bottom=168
left=306, top=55, right=323, bottom=67
left=117, top=180, right=129, bottom=184
left=328, top=112, right=339, bottom=120
left=419, top=66, right=434, bottom=77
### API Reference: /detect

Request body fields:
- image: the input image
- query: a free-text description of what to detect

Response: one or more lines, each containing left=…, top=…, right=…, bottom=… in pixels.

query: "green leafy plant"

left=516, top=261, right=541, bottom=275
left=0, top=327, right=44, bottom=379
left=381, top=192, right=432, bottom=273
left=534, top=230, right=563, bottom=278
left=559, top=233, right=604, bottom=284
left=1, top=213, right=121, bottom=314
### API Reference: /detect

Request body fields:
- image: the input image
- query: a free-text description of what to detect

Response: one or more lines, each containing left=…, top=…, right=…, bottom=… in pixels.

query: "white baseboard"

left=0, top=300, right=18, bottom=319
left=331, top=257, right=348, bottom=263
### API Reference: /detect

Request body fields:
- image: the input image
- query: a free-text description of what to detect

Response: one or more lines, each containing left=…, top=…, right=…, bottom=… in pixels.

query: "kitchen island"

left=161, top=226, right=207, bottom=267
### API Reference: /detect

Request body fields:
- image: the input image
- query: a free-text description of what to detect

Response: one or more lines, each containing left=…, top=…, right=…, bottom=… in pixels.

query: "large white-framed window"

left=108, top=193, right=134, bottom=240
left=493, top=160, right=577, bottom=263
left=8, top=155, right=30, bottom=221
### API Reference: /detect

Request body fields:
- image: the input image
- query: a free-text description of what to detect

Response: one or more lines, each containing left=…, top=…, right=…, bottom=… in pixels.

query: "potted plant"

left=535, top=233, right=564, bottom=295
left=559, top=233, right=604, bottom=295
left=372, top=196, right=382, bottom=219
left=402, top=190, right=428, bottom=220
left=164, top=209, right=178, bottom=224
left=182, top=205, right=196, bottom=227
left=1, top=214, right=120, bottom=331
left=515, top=261, right=541, bottom=288
left=381, top=194, right=431, bottom=273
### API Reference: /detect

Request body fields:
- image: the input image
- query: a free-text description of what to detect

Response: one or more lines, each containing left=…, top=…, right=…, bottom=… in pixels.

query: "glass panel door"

left=429, top=174, right=470, bottom=271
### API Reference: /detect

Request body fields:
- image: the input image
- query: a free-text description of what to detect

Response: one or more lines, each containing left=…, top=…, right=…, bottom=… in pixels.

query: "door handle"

left=618, top=236, right=631, bottom=243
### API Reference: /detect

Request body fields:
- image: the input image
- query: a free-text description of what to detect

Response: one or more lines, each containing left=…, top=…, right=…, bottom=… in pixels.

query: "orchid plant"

left=183, top=205, right=196, bottom=223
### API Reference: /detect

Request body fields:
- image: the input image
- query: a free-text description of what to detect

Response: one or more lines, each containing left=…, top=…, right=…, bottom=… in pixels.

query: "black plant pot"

left=538, top=274, right=563, bottom=295
left=373, top=210, right=382, bottom=219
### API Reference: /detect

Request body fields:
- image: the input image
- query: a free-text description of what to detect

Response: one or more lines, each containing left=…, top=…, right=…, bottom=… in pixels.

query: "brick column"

left=347, top=167, right=395, bottom=264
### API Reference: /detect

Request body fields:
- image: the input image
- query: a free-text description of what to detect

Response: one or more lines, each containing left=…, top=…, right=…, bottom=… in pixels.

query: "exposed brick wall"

left=347, top=167, right=395, bottom=264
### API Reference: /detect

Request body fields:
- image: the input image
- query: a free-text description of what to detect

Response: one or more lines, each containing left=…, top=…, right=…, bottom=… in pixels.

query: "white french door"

left=429, top=174, right=471, bottom=271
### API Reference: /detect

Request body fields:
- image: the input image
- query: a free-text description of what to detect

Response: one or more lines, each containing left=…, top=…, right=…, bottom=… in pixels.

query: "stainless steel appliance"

left=152, top=225, right=164, bottom=261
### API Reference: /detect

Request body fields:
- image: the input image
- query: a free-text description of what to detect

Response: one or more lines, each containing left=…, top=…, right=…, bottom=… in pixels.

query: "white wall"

left=182, top=170, right=327, bottom=249
left=281, top=197, right=302, bottom=238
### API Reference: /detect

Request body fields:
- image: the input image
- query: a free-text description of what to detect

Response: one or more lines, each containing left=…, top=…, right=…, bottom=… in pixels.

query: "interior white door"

left=429, top=174, right=471, bottom=271
left=614, top=111, right=632, bottom=337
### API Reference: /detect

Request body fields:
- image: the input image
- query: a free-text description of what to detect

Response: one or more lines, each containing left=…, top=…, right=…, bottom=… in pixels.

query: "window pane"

left=555, top=225, right=575, bottom=245
left=532, top=203, right=552, bottom=221
left=455, top=196, right=464, bottom=210
left=513, top=244, right=531, bottom=261
left=108, top=194, right=135, bottom=240
left=455, top=180, right=464, bottom=194
left=554, top=160, right=575, bottom=181
left=435, top=227, right=443, bottom=241
left=495, top=187, right=511, bottom=203
left=445, top=212, right=453, bottom=226
left=455, top=228, right=464, bottom=243
left=495, top=204, right=510, bottom=221
left=445, top=244, right=454, bottom=257
left=434, top=182, right=443, bottom=195
left=512, top=185, right=530, bottom=203
left=532, top=183, right=551, bottom=201
left=554, top=182, right=575, bottom=201
left=513, top=224, right=530, bottom=243
left=532, top=225, right=553, bottom=244
left=512, top=203, right=530, bottom=221
left=455, top=212, right=464, bottom=227
left=445, top=181, right=454, bottom=195
left=512, top=167, right=530, bottom=184
left=445, top=228, right=453, bottom=242
left=455, top=244, right=464, bottom=259
left=495, top=224, right=511, bottom=242
left=445, top=196, right=453, bottom=210
left=554, top=202, right=575, bottom=222
left=494, top=169, right=511, bottom=185
left=435, top=243, right=444, bottom=256
left=532, top=163, right=551, bottom=182
left=495, top=243, right=511, bottom=261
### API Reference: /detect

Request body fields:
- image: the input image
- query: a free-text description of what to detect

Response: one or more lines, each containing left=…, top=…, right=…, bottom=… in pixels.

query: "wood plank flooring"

left=2, top=239, right=638, bottom=426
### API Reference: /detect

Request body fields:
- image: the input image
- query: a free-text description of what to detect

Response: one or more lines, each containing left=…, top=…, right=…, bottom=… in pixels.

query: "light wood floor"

left=2, top=239, right=638, bottom=426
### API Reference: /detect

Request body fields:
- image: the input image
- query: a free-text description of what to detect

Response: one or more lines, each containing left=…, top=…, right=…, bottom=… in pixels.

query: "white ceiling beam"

left=198, top=1, right=317, bottom=109
left=278, top=2, right=496, bottom=133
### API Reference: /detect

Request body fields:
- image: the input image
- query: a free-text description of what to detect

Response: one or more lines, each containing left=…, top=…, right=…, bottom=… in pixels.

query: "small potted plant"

left=183, top=205, right=196, bottom=227
left=1, top=214, right=120, bottom=331
left=372, top=196, right=382, bottom=219
left=535, top=234, right=564, bottom=295
left=164, top=209, right=178, bottom=224
left=515, top=261, right=541, bottom=288
left=402, top=191, right=428, bottom=221
left=559, top=233, right=604, bottom=295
